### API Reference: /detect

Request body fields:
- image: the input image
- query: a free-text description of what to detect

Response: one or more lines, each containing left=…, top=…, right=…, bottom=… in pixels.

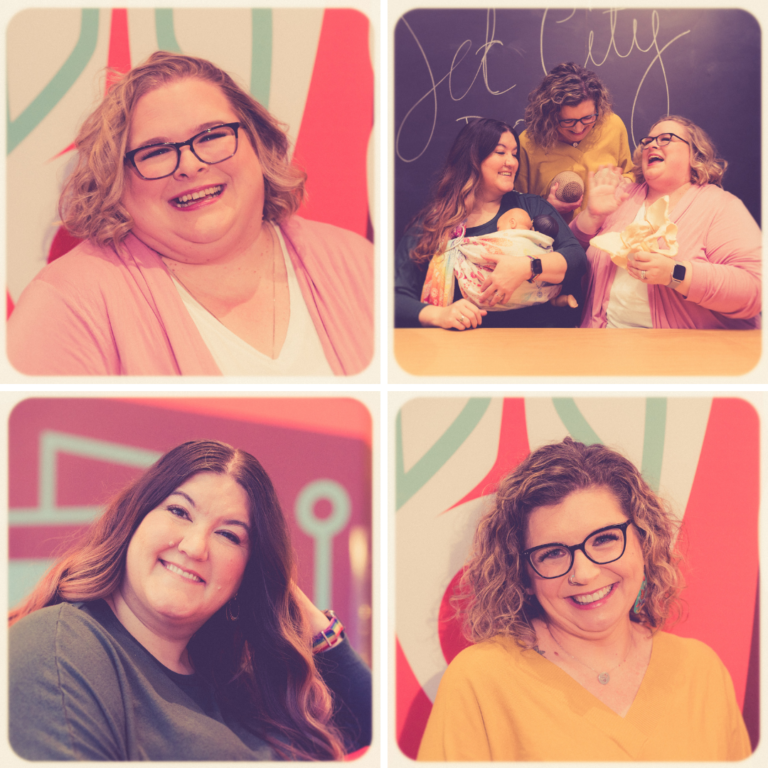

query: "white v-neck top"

left=606, top=204, right=654, bottom=329
left=172, top=227, right=334, bottom=376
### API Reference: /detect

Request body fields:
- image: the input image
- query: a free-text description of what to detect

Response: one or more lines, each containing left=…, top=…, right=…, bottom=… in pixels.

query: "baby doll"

left=495, top=209, right=578, bottom=308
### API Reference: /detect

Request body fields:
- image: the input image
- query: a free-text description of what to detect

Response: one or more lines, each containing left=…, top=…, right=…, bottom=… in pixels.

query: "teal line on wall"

left=396, top=399, right=491, bottom=510
left=7, top=9, right=100, bottom=155
left=552, top=398, right=603, bottom=445
left=250, top=9, right=272, bottom=107
left=155, top=9, right=182, bottom=53
left=641, top=399, right=667, bottom=492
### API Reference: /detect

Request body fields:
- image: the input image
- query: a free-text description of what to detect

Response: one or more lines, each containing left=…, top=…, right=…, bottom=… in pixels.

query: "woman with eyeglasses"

left=7, top=52, right=373, bottom=376
left=418, top=438, right=750, bottom=761
left=573, top=116, right=761, bottom=329
left=395, top=118, right=587, bottom=329
left=515, top=62, right=634, bottom=222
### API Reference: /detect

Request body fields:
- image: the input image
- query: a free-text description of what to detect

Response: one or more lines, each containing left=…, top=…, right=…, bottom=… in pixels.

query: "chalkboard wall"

left=394, top=8, right=761, bottom=241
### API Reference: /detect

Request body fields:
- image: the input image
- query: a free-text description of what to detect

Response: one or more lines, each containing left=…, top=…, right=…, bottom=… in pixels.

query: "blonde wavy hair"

left=60, top=51, right=306, bottom=252
left=457, top=437, right=683, bottom=648
left=524, top=62, right=613, bottom=150
left=632, top=115, right=727, bottom=187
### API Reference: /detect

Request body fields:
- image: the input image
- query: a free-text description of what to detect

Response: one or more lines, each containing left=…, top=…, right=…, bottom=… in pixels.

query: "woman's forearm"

left=572, top=209, right=607, bottom=236
left=538, top=252, right=568, bottom=285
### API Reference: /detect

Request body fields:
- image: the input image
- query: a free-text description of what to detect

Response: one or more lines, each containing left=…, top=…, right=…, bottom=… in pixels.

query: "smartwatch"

left=528, top=257, right=543, bottom=283
left=667, top=262, right=687, bottom=289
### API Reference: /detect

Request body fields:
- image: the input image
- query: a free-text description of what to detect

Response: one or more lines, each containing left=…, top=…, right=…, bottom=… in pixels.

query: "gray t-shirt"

left=9, top=600, right=367, bottom=760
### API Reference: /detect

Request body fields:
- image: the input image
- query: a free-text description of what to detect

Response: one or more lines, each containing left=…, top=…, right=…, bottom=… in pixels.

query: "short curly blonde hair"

left=632, top=115, right=727, bottom=186
left=456, top=437, right=684, bottom=648
left=524, top=62, right=613, bottom=150
left=60, top=51, right=306, bottom=251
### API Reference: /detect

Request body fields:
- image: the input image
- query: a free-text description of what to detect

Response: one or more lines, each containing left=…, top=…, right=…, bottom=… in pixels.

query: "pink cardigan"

left=572, top=184, right=761, bottom=329
left=7, top=217, right=373, bottom=375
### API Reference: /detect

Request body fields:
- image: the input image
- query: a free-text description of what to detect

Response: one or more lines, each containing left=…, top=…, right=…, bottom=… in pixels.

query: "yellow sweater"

left=515, top=112, right=634, bottom=222
left=418, top=632, right=751, bottom=761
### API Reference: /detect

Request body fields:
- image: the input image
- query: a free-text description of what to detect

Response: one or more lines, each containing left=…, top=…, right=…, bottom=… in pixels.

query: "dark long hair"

left=411, top=118, right=518, bottom=265
left=524, top=62, right=612, bottom=149
left=9, top=440, right=344, bottom=760
left=457, top=437, right=683, bottom=647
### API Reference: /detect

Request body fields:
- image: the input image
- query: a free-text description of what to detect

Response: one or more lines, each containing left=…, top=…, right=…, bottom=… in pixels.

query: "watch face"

left=673, top=263, right=687, bottom=280
left=531, top=258, right=543, bottom=275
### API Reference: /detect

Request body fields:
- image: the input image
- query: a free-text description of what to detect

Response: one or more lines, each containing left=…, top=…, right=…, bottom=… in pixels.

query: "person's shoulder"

left=29, top=239, right=125, bottom=291
left=11, top=601, right=114, bottom=657
left=281, top=216, right=372, bottom=256
left=654, top=631, right=724, bottom=669
left=605, top=111, right=628, bottom=130
left=445, top=636, right=525, bottom=676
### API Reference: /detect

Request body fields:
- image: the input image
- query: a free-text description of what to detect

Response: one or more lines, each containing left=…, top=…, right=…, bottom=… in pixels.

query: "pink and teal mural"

left=396, top=397, right=759, bottom=756
left=8, top=397, right=372, bottom=664
left=6, top=8, right=373, bottom=315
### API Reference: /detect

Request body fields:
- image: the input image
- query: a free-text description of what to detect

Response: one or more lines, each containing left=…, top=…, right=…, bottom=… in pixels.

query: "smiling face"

left=641, top=119, right=693, bottom=193
left=556, top=99, right=597, bottom=144
left=122, top=78, right=266, bottom=263
left=119, top=472, right=251, bottom=636
left=525, top=486, right=645, bottom=641
left=478, top=131, right=519, bottom=201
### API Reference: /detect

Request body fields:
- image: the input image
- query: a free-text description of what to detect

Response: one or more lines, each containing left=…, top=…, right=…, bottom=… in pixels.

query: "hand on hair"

left=546, top=182, right=583, bottom=214
left=290, top=582, right=330, bottom=634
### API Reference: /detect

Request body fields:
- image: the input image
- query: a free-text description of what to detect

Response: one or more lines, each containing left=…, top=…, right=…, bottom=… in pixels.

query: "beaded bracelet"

left=311, top=610, right=345, bottom=654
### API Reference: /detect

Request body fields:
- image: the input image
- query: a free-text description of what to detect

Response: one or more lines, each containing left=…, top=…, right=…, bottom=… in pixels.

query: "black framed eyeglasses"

left=125, top=122, right=242, bottom=180
left=523, top=520, right=632, bottom=579
left=639, top=132, right=689, bottom=149
left=558, top=113, right=598, bottom=128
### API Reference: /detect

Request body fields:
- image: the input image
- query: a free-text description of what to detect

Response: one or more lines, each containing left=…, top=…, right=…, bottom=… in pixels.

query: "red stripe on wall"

left=670, top=398, right=759, bottom=712
left=446, top=398, right=531, bottom=512
left=106, top=9, right=132, bottom=92
left=293, top=10, right=373, bottom=238
left=10, top=524, right=91, bottom=559
left=396, top=636, right=433, bottom=759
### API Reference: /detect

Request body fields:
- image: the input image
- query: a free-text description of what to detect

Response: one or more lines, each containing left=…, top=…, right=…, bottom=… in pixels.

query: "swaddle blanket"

left=421, top=228, right=561, bottom=311
left=589, top=195, right=679, bottom=269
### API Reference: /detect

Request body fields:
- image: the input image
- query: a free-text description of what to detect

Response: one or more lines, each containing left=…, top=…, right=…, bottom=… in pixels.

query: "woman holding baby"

left=574, top=116, right=761, bottom=328
left=394, top=118, right=587, bottom=329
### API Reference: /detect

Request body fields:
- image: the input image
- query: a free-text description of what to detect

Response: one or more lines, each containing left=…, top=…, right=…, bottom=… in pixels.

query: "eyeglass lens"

left=560, top=114, right=598, bottom=127
left=133, top=125, right=238, bottom=180
left=640, top=133, right=675, bottom=148
left=528, top=526, right=626, bottom=578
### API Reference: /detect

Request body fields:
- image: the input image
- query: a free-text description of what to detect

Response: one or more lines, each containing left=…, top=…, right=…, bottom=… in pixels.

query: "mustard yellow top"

left=515, top=112, right=634, bottom=222
left=417, top=632, right=751, bottom=761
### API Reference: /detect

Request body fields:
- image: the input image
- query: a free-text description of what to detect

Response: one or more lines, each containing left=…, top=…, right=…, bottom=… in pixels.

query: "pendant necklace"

left=547, top=625, right=634, bottom=685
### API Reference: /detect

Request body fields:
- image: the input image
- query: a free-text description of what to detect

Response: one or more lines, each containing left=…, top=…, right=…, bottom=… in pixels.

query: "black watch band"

left=527, top=257, right=543, bottom=283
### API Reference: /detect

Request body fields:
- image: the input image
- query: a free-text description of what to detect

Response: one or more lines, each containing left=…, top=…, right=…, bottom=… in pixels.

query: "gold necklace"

left=547, top=625, right=635, bottom=685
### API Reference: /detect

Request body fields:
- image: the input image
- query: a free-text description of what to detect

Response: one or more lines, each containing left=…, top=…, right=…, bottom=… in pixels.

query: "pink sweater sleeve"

left=683, top=191, right=761, bottom=318
left=7, top=267, right=120, bottom=375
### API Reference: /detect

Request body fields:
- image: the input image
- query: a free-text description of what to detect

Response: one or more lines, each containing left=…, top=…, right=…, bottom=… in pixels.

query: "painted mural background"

left=396, top=397, right=759, bottom=757
left=7, top=7, right=373, bottom=312
left=9, top=397, right=372, bottom=663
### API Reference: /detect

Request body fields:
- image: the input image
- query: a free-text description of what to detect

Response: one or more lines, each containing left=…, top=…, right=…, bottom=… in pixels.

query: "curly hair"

left=9, top=440, right=344, bottom=760
left=632, top=115, right=727, bottom=187
left=410, top=118, right=518, bottom=265
left=457, top=437, right=683, bottom=648
left=60, top=51, right=306, bottom=252
left=524, top=62, right=612, bottom=149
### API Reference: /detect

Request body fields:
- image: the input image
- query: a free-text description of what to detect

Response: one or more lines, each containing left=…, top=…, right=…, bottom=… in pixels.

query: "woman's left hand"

left=626, top=250, right=674, bottom=285
left=478, top=254, right=532, bottom=306
left=290, top=582, right=331, bottom=634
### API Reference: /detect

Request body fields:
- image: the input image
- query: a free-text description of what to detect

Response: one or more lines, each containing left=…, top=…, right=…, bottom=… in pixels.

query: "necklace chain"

left=546, top=625, right=634, bottom=685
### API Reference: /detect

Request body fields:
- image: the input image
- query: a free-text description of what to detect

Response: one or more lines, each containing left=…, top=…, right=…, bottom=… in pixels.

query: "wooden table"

left=394, top=329, right=762, bottom=377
